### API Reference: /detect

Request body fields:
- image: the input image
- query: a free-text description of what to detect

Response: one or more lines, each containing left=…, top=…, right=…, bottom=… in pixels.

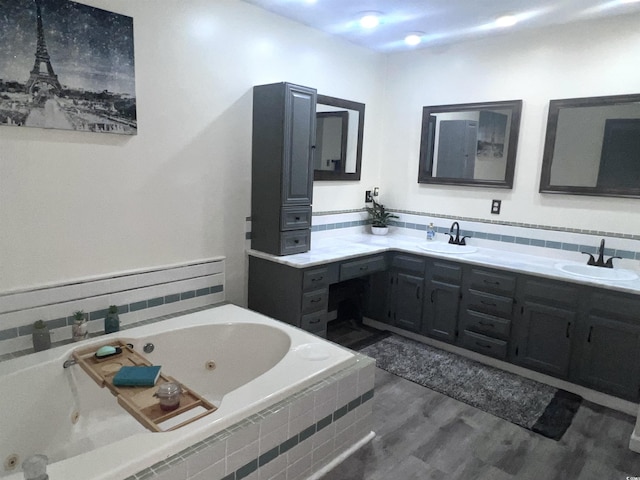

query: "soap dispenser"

left=426, top=223, right=436, bottom=241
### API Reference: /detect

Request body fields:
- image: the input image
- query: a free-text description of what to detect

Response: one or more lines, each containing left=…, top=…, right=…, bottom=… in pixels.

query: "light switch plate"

left=491, top=200, right=502, bottom=214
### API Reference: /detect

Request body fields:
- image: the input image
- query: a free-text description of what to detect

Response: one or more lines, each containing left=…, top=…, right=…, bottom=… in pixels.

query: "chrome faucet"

left=582, top=239, right=621, bottom=268
left=447, top=221, right=469, bottom=246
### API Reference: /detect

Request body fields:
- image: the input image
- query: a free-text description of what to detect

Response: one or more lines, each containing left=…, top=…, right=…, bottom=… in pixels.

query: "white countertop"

left=247, top=233, right=640, bottom=295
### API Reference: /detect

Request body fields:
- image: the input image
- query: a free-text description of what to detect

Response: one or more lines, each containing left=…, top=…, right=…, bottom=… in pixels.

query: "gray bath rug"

left=360, top=334, right=581, bottom=440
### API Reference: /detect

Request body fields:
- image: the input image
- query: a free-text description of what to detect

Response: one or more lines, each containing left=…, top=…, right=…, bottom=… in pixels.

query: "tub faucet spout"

left=63, top=358, right=77, bottom=368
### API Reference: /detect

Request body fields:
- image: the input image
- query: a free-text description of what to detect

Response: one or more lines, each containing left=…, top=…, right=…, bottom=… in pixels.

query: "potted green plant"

left=365, top=199, right=398, bottom=235
left=104, top=305, right=120, bottom=334
left=72, top=310, right=87, bottom=342
left=32, top=320, right=51, bottom=352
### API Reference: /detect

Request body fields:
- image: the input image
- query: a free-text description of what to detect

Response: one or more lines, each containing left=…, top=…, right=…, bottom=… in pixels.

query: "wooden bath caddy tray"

left=72, top=340, right=217, bottom=432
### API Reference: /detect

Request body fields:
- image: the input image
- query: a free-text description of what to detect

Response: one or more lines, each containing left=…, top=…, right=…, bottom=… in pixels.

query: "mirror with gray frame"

left=314, top=95, right=364, bottom=181
left=539, top=93, right=640, bottom=198
left=418, top=100, right=522, bottom=188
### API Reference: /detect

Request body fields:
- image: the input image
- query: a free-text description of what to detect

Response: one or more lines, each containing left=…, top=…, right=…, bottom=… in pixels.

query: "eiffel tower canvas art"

left=0, top=0, right=136, bottom=135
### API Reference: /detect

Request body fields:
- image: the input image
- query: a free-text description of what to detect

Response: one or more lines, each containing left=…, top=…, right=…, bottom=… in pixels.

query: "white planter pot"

left=371, top=226, right=389, bottom=236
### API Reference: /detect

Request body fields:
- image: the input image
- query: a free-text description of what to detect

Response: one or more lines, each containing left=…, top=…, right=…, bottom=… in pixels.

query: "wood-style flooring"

left=323, top=320, right=640, bottom=480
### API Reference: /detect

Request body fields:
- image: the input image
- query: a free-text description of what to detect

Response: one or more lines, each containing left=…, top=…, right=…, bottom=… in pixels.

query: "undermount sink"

left=555, top=263, right=639, bottom=282
left=417, top=242, right=478, bottom=255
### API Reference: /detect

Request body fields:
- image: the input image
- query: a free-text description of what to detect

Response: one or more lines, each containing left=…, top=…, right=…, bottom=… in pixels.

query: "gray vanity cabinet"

left=251, top=82, right=317, bottom=256
left=386, top=255, right=426, bottom=333
left=574, top=290, right=640, bottom=401
left=511, top=277, right=579, bottom=378
left=423, top=259, right=462, bottom=343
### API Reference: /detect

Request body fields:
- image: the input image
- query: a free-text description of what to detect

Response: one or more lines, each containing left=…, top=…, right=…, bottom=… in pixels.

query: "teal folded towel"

left=113, top=365, right=161, bottom=387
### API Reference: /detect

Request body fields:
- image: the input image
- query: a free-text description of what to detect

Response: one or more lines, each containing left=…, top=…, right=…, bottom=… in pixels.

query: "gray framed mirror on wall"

left=315, top=94, right=364, bottom=181
left=539, top=93, right=640, bottom=198
left=418, top=100, right=522, bottom=188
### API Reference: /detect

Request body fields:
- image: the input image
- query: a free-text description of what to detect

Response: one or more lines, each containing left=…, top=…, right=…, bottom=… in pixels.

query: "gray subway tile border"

left=0, top=284, right=225, bottom=346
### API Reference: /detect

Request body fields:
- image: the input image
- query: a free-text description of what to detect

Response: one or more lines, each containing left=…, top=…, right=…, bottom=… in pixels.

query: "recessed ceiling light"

left=495, top=15, right=518, bottom=27
left=359, top=12, right=381, bottom=29
left=404, top=32, right=423, bottom=46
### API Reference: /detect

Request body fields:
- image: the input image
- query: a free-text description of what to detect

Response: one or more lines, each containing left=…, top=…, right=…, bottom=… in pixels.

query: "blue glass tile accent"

left=580, top=245, right=597, bottom=254
left=245, top=232, right=251, bottom=240
left=130, top=300, right=147, bottom=312
left=530, top=239, right=546, bottom=247
left=319, top=224, right=327, bottom=231
left=617, top=249, right=635, bottom=259
left=118, top=304, right=130, bottom=314
left=604, top=248, right=615, bottom=256
left=362, top=389, right=374, bottom=403
left=299, top=424, right=316, bottom=442
left=48, top=317, right=67, bottom=329
left=561, top=243, right=579, bottom=251
left=326, top=224, right=336, bottom=230
left=348, top=397, right=362, bottom=411
left=180, top=291, right=196, bottom=300
left=221, top=474, right=235, bottom=480
left=474, top=232, right=487, bottom=239
left=211, top=285, right=224, bottom=294
left=487, top=233, right=501, bottom=241
left=350, top=221, right=360, bottom=227
left=416, top=224, right=427, bottom=231
left=148, top=297, right=164, bottom=308
left=195, top=288, right=210, bottom=297
left=405, top=223, right=416, bottom=230
left=280, top=436, right=298, bottom=453
left=258, top=446, right=279, bottom=466
left=236, top=459, right=258, bottom=479
left=636, top=252, right=640, bottom=260
left=546, top=241, right=562, bottom=250
left=333, top=405, right=348, bottom=420
left=164, top=294, right=180, bottom=304
left=17, top=325, right=33, bottom=336
left=316, top=414, right=332, bottom=431
left=515, top=237, right=530, bottom=245
left=501, top=235, right=515, bottom=243
left=90, top=308, right=109, bottom=321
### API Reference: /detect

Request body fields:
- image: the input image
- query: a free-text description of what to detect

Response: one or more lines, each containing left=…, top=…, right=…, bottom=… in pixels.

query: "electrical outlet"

left=365, top=190, right=373, bottom=203
left=491, top=199, right=502, bottom=214
left=373, top=187, right=379, bottom=197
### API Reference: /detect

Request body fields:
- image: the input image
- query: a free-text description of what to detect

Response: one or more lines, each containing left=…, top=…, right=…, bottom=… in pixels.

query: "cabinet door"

left=283, top=84, right=316, bottom=206
left=578, top=315, right=640, bottom=401
left=423, top=279, right=460, bottom=343
left=514, top=302, right=574, bottom=378
left=393, top=272, right=424, bottom=332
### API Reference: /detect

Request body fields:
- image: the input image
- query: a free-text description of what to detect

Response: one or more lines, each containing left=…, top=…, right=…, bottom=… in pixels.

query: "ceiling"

left=241, top=0, right=640, bottom=52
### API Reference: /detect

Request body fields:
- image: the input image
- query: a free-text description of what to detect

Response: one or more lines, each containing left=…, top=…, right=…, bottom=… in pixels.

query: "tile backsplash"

left=0, top=258, right=225, bottom=356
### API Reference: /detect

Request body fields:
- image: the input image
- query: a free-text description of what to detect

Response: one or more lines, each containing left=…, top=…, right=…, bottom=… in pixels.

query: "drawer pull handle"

left=416, top=285, right=421, bottom=300
left=479, top=320, right=495, bottom=328
left=311, top=276, right=323, bottom=282
left=484, top=280, right=500, bottom=285
left=360, top=266, right=369, bottom=271
left=294, top=239, right=299, bottom=244
left=295, top=216, right=301, bottom=221
left=475, top=341, right=492, bottom=349
left=310, top=298, right=322, bottom=303
left=309, top=319, right=320, bottom=324
left=430, top=289, right=436, bottom=303
left=480, top=300, right=496, bottom=307
left=587, top=326, right=593, bottom=343
left=566, top=321, right=571, bottom=339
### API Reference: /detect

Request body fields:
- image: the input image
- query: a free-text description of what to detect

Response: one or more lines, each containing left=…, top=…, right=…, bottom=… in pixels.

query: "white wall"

left=0, top=0, right=385, bottom=301
left=380, top=13, right=640, bottom=235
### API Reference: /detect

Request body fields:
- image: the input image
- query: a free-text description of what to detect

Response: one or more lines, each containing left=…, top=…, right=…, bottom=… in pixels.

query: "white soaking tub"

left=0, top=304, right=357, bottom=480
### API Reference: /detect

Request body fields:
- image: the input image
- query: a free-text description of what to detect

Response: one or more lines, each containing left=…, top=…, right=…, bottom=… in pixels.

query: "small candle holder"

left=154, top=382, right=182, bottom=411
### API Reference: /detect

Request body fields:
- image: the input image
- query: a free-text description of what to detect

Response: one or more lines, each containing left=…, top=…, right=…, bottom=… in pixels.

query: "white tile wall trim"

left=0, top=258, right=225, bottom=356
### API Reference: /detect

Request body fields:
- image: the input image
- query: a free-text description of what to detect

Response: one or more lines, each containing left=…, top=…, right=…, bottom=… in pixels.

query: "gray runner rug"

left=360, top=334, right=581, bottom=440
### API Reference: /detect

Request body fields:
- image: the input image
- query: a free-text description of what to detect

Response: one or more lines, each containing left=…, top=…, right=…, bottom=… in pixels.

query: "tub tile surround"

left=309, top=210, right=640, bottom=273
left=0, top=258, right=225, bottom=357
left=124, top=356, right=375, bottom=480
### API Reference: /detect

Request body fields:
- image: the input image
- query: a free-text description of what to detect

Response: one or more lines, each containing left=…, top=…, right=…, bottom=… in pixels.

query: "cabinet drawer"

left=340, top=255, right=386, bottom=281
left=280, top=206, right=312, bottom=231
left=467, top=290, right=514, bottom=318
left=301, top=311, right=327, bottom=332
left=279, top=230, right=310, bottom=255
left=301, top=288, right=328, bottom=313
left=431, top=261, right=462, bottom=284
left=391, top=254, right=425, bottom=273
left=522, top=278, right=579, bottom=308
left=460, top=310, right=511, bottom=340
left=468, top=269, right=516, bottom=296
left=303, top=267, right=330, bottom=291
left=461, top=330, right=508, bottom=359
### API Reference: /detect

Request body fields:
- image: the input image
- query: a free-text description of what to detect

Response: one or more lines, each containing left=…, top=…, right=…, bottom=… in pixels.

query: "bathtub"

left=0, top=304, right=360, bottom=480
